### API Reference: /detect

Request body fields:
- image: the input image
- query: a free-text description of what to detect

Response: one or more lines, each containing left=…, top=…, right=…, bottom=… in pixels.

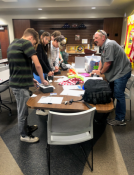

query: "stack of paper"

left=38, top=96, right=63, bottom=104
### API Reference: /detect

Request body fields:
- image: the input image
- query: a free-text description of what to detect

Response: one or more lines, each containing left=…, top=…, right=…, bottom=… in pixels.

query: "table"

left=0, top=58, right=8, bottom=64
left=0, top=69, right=9, bottom=85
left=27, top=71, right=114, bottom=113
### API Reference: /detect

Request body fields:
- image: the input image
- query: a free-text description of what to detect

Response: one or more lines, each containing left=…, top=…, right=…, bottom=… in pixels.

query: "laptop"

left=75, top=57, right=86, bottom=73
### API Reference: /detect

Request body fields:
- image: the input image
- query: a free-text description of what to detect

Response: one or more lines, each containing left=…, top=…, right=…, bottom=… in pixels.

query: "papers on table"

left=84, top=76, right=103, bottom=83
left=54, top=76, right=66, bottom=78
left=31, top=94, right=37, bottom=97
left=54, top=76, right=68, bottom=82
left=38, top=96, right=63, bottom=104
left=0, top=78, right=3, bottom=83
left=60, top=90, right=84, bottom=96
left=63, top=85, right=82, bottom=90
left=65, top=64, right=72, bottom=68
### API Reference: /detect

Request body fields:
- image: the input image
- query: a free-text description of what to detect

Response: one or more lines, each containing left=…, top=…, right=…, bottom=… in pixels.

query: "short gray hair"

left=95, top=30, right=107, bottom=39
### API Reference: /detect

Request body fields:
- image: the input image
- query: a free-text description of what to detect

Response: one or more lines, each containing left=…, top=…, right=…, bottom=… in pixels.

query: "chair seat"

left=0, top=85, right=9, bottom=93
left=50, top=132, right=91, bottom=145
left=125, top=92, right=131, bottom=99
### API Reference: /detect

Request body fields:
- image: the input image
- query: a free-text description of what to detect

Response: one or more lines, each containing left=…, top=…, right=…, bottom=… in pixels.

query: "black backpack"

left=82, top=79, right=112, bottom=105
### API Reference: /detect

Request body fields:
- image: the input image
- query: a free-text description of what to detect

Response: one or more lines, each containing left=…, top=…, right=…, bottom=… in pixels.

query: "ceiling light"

left=91, top=7, right=96, bottom=9
left=38, top=8, right=42, bottom=10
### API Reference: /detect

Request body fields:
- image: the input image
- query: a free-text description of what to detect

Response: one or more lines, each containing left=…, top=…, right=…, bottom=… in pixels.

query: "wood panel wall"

left=30, top=20, right=103, bottom=45
left=0, top=26, right=9, bottom=58
left=12, top=18, right=123, bottom=45
left=103, top=18, right=123, bottom=44
left=13, top=19, right=30, bottom=39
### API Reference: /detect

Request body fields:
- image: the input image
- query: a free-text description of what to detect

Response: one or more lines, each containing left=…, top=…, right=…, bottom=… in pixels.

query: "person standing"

left=32, top=31, right=53, bottom=116
left=93, top=30, right=131, bottom=126
left=48, top=35, right=65, bottom=73
left=7, top=28, right=48, bottom=143
left=33, top=31, right=53, bottom=83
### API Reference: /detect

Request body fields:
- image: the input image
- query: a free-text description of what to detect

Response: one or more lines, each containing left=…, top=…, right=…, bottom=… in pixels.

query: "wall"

left=13, top=19, right=30, bottom=39
left=0, top=9, right=124, bottom=44
left=103, top=18, right=123, bottom=44
left=30, top=20, right=103, bottom=45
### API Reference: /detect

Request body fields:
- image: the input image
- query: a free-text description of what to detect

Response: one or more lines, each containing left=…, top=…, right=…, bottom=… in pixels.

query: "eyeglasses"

left=97, top=30, right=107, bottom=36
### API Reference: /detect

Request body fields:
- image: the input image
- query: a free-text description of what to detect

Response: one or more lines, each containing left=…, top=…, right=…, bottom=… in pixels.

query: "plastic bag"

left=85, top=55, right=101, bottom=73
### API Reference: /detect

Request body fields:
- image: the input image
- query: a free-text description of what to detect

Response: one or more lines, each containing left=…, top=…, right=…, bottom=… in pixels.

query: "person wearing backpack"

left=93, top=30, right=131, bottom=126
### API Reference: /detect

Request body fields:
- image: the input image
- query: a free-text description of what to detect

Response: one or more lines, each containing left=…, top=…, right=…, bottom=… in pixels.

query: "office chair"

left=125, top=74, right=134, bottom=121
left=0, top=64, right=12, bottom=116
left=0, top=84, right=12, bottom=116
left=46, top=107, right=96, bottom=175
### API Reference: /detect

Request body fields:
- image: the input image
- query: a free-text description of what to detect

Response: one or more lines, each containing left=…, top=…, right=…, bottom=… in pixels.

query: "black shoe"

left=107, top=119, right=126, bottom=126
left=27, top=125, right=38, bottom=135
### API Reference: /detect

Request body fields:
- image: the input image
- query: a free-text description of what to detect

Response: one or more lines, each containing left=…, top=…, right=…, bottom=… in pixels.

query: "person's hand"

left=33, top=78, right=39, bottom=89
left=55, top=66, right=59, bottom=70
left=91, top=70, right=101, bottom=75
left=60, top=59, right=63, bottom=63
left=42, top=79, right=49, bottom=86
left=54, top=69, right=59, bottom=73
left=48, top=71, right=53, bottom=76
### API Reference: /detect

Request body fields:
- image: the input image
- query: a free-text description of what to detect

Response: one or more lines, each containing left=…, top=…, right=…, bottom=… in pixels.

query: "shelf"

left=50, top=28, right=86, bottom=30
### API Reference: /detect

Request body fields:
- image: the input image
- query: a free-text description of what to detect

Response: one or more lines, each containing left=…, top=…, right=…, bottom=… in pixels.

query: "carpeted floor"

left=1, top=109, right=107, bottom=175
left=0, top=86, right=134, bottom=175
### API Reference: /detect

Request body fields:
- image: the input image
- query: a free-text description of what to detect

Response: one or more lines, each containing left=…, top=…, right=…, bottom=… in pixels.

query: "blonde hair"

left=51, top=31, right=61, bottom=38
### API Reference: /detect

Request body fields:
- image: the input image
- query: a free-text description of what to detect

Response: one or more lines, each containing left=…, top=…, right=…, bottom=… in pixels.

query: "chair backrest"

left=48, top=107, right=96, bottom=139
left=125, top=74, right=134, bottom=97
left=0, top=65, right=9, bottom=72
left=126, top=74, right=134, bottom=90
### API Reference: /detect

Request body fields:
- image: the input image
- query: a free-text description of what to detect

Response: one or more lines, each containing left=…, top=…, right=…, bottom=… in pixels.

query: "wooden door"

left=0, top=26, right=9, bottom=59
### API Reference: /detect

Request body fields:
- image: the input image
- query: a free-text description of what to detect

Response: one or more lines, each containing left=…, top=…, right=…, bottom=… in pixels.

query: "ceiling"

left=0, top=0, right=133, bottom=17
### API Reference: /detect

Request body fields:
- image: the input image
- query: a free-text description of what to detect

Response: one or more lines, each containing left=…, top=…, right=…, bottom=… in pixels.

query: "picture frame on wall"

left=75, top=35, right=80, bottom=40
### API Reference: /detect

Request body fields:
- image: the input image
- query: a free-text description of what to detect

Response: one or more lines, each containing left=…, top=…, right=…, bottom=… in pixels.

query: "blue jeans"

left=11, top=88, right=30, bottom=136
left=110, top=71, right=131, bottom=121
left=33, top=73, right=47, bottom=83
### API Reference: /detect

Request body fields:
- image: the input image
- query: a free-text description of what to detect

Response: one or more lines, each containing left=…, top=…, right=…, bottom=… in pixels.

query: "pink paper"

left=80, top=73, right=90, bottom=77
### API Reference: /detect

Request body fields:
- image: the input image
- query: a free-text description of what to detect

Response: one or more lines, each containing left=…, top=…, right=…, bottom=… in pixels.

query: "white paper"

left=31, top=94, right=37, bottom=97
left=63, top=85, right=82, bottom=90
left=54, top=76, right=66, bottom=78
left=60, top=90, right=84, bottom=96
left=65, top=64, right=72, bottom=68
left=84, top=77, right=103, bottom=83
left=38, top=96, right=63, bottom=104
left=54, top=77, right=68, bottom=82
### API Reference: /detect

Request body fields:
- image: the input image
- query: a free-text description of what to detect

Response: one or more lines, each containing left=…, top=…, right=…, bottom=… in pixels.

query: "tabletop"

left=0, top=58, right=8, bottom=64
left=27, top=70, right=114, bottom=113
left=0, top=69, right=9, bottom=84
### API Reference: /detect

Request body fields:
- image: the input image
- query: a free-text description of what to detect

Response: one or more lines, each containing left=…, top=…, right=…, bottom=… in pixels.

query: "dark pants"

left=109, top=71, right=131, bottom=121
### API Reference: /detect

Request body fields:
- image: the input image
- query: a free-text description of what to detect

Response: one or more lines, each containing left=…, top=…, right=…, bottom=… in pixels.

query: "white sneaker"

left=20, top=135, right=39, bottom=143
left=36, top=109, right=49, bottom=116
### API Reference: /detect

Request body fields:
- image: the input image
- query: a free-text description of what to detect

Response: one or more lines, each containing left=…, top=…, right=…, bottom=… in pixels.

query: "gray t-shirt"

left=101, top=39, right=131, bottom=82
